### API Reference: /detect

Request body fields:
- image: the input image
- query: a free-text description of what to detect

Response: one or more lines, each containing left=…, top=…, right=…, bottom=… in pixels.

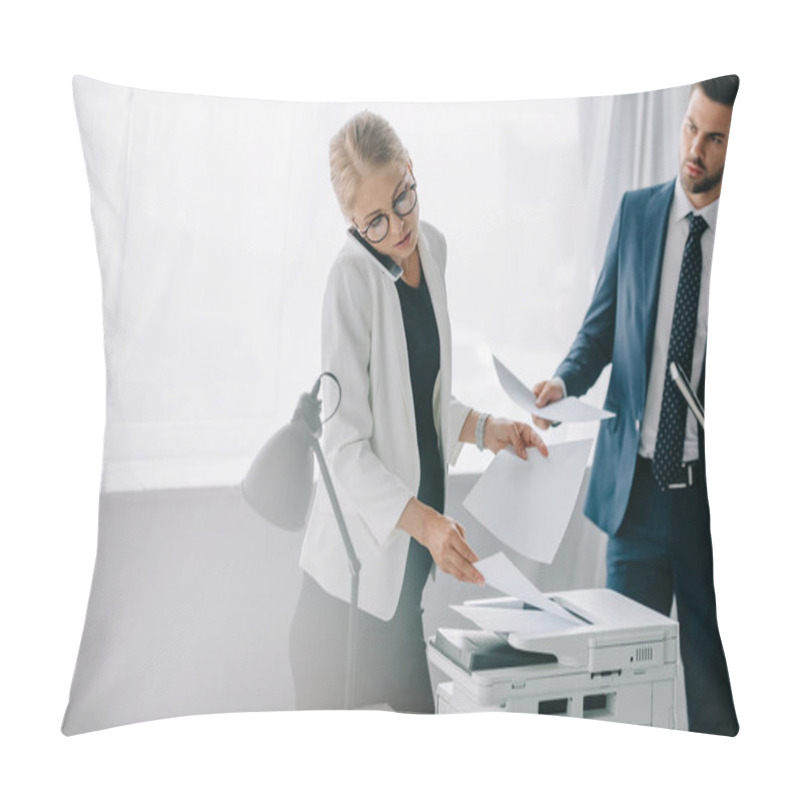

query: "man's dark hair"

left=695, top=75, right=739, bottom=107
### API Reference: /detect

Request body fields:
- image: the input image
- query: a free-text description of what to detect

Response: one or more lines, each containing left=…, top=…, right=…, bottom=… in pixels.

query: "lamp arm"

left=308, top=435, right=361, bottom=579
left=308, top=434, right=361, bottom=709
left=297, top=374, right=359, bottom=709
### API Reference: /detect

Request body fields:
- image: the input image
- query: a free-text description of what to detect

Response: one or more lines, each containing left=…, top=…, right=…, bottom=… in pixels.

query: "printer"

left=427, top=588, right=679, bottom=728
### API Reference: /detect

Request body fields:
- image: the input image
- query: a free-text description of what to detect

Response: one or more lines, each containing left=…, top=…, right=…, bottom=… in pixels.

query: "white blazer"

left=299, top=221, right=472, bottom=621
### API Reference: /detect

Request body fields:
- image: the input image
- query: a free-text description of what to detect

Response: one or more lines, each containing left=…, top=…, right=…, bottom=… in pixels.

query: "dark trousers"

left=289, top=538, right=434, bottom=713
left=606, top=455, right=739, bottom=736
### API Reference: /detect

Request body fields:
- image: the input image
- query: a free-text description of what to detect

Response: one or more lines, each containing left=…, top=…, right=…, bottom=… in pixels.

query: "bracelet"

left=475, top=412, right=491, bottom=452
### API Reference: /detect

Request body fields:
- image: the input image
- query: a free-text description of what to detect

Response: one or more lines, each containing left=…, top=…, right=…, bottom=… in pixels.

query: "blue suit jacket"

left=556, top=179, right=695, bottom=536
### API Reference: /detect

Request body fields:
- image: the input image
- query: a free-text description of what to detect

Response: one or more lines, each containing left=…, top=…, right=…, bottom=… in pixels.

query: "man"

left=533, top=76, right=739, bottom=735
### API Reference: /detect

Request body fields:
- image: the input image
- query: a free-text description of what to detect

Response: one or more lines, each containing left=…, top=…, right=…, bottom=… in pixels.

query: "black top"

left=395, top=270, right=445, bottom=514
left=350, top=228, right=445, bottom=513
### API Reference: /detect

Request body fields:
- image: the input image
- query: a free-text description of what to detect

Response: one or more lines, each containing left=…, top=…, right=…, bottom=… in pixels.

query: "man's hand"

left=531, top=379, right=564, bottom=429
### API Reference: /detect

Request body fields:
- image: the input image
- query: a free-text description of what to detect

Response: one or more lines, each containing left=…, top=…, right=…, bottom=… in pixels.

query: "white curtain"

left=576, top=84, right=690, bottom=289
left=75, top=79, right=690, bottom=491
left=449, top=84, right=690, bottom=471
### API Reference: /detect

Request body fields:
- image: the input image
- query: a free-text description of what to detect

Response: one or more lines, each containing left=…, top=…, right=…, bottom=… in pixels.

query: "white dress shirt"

left=639, top=181, right=718, bottom=461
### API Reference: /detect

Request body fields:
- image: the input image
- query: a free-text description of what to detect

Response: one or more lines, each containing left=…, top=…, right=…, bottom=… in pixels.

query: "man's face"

left=679, top=87, right=733, bottom=208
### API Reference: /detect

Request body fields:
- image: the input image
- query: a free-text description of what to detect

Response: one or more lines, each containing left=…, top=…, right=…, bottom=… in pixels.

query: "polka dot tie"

left=652, top=212, right=708, bottom=489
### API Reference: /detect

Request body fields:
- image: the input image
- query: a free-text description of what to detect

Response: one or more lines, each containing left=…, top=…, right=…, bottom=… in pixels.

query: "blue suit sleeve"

left=556, top=197, right=624, bottom=398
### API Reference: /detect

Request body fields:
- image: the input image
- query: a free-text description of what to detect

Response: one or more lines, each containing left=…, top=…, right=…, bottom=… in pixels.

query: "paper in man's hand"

left=493, top=355, right=614, bottom=423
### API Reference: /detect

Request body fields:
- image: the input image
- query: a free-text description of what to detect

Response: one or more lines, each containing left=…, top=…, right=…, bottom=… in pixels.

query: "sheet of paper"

left=464, top=440, right=592, bottom=563
left=493, top=355, right=614, bottom=422
left=451, top=604, right=578, bottom=635
left=473, top=552, right=579, bottom=624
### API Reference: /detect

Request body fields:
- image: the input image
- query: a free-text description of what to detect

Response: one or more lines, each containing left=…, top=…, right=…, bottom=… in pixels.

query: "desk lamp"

left=241, top=373, right=361, bottom=710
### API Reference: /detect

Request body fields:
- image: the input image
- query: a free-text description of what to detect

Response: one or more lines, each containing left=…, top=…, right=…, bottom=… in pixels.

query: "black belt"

left=637, top=455, right=701, bottom=490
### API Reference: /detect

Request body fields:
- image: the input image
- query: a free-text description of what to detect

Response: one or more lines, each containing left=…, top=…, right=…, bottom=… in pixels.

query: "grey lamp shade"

left=241, top=420, right=314, bottom=531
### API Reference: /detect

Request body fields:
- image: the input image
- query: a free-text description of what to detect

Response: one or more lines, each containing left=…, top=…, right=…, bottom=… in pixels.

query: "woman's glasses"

left=354, top=183, right=417, bottom=244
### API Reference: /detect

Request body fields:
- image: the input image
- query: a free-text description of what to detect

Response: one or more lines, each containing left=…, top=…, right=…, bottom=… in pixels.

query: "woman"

left=289, top=110, right=547, bottom=713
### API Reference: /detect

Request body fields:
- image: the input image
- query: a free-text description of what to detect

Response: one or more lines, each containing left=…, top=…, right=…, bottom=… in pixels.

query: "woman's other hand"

left=484, top=417, right=549, bottom=460
left=399, top=500, right=484, bottom=586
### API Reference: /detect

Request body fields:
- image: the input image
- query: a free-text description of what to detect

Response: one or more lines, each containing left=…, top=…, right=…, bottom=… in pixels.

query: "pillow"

left=63, top=74, right=739, bottom=735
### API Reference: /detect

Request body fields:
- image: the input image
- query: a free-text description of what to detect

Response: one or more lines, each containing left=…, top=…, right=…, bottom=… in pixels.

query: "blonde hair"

left=329, top=110, right=410, bottom=218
